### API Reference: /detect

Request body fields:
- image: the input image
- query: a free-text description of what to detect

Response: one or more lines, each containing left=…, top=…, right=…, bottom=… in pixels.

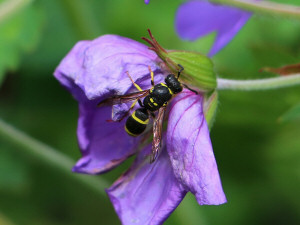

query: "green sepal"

left=203, top=91, right=218, bottom=130
left=142, top=29, right=217, bottom=92
left=165, top=51, right=216, bottom=91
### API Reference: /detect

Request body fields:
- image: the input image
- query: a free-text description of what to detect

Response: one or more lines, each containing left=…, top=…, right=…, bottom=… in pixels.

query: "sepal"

left=142, top=29, right=217, bottom=91
left=203, top=91, right=218, bottom=130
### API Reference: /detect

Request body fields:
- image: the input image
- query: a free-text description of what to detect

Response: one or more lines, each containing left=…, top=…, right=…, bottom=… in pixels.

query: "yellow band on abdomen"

left=131, top=111, right=149, bottom=125
left=125, top=126, right=138, bottom=137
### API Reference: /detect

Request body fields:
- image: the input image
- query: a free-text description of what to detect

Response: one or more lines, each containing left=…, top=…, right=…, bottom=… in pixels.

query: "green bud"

left=165, top=51, right=216, bottom=90
left=203, top=91, right=218, bottom=130
left=142, top=29, right=217, bottom=91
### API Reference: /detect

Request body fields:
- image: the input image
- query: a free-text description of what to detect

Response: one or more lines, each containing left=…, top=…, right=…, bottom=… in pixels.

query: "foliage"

left=0, top=2, right=42, bottom=86
left=0, top=0, right=300, bottom=225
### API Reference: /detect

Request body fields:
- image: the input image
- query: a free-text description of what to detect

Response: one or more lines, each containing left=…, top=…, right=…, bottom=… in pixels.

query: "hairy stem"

left=209, top=0, right=300, bottom=20
left=0, top=118, right=109, bottom=197
left=217, top=74, right=300, bottom=90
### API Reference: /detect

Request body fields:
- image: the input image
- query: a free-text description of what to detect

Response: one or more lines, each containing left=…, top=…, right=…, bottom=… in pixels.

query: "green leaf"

left=0, top=2, right=43, bottom=86
left=279, top=102, right=300, bottom=122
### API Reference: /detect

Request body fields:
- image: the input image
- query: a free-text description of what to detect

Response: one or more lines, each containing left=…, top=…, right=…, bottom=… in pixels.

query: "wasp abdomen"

left=125, top=108, right=149, bottom=136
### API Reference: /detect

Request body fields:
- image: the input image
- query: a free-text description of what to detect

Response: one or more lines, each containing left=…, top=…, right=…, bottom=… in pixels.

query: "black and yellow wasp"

left=98, top=65, right=197, bottom=163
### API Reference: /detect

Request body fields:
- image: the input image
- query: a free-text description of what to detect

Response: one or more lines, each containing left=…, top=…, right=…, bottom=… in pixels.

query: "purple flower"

left=144, top=0, right=150, bottom=4
left=175, top=0, right=251, bottom=56
left=54, top=34, right=226, bottom=225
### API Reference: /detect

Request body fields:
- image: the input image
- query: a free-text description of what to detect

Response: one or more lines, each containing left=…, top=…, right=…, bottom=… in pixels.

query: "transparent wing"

left=97, top=90, right=150, bottom=107
left=150, top=106, right=166, bottom=163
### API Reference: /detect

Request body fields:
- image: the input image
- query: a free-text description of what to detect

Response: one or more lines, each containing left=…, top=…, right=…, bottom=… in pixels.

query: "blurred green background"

left=0, top=0, right=300, bottom=224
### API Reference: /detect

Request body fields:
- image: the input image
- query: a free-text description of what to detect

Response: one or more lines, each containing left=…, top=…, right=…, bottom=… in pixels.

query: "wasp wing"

left=150, top=106, right=166, bottom=163
left=97, top=90, right=150, bottom=107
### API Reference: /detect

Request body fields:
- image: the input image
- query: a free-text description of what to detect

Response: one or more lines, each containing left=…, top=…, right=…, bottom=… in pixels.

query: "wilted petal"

left=167, top=90, right=226, bottom=205
left=175, top=0, right=251, bottom=56
left=107, top=146, right=186, bottom=225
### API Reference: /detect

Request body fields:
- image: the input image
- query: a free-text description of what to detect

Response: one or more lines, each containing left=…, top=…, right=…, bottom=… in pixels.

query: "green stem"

left=0, top=118, right=109, bottom=197
left=0, top=0, right=32, bottom=24
left=217, top=74, right=300, bottom=90
left=209, top=0, right=300, bottom=20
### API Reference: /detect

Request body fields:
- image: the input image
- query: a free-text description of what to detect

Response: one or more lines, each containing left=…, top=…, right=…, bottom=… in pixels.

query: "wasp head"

left=165, top=74, right=183, bottom=94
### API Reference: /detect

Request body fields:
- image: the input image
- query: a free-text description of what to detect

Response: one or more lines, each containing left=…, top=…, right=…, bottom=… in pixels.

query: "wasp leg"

left=150, top=112, right=155, bottom=119
left=113, top=98, right=139, bottom=122
left=148, top=66, right=155, bottom=87
left=129, top=98, right=139, bottom=111
left=126, top=71, right=143, bottom=92
left=177, top=64, right=184, bottom=79
left=138, top=99, right=144, bottom=108
left=183, top=84, right=198, bottom=95
left=110, top=111, right=130, bottom=123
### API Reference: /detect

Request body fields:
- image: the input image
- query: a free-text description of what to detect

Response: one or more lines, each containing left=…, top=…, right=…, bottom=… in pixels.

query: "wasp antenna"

left=177, top=64, right=184, bottom=78
left=178, top=64, right=184, bottom=71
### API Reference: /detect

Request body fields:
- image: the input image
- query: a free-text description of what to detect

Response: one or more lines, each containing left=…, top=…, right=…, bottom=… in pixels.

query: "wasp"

left=98, top=65, right=197, bottom=163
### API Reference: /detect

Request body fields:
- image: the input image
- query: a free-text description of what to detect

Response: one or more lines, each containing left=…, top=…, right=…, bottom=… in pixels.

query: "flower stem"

left=0, top=0, right=32, bottom=25
left=217, top=74, right=300, bottom=91
left=209, top=0, right=300, bottom=20
left=0, top=118, right=109, bottom=197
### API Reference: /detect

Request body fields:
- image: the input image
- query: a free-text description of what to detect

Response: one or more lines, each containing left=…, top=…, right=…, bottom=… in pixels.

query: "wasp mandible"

left=98, top=65, right=197, bottom=163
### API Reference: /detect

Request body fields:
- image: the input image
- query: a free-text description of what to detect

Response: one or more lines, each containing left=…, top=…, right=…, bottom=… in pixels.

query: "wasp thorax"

left=165, top=74, right=183, bottom=94
left=143, top=83, right=172, bottom=112
left=151, top=84, right=172, bottom=103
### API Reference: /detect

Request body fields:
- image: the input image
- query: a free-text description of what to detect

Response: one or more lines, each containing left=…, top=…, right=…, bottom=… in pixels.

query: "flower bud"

left=142, top=29, right=217, bottom=91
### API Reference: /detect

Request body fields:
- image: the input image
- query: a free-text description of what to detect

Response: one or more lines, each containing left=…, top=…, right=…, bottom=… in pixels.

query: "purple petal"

left=54, top=35, right=165, bottom=174
left=54, top=35, right=162, bottom=101
left=144, top=0, right=150, bottom=4
left=72, top=102, right=141, bottom=174
left=107, top=146, right=186, bottom=225
left=175, top=0, right=251, bottom=56
left=167, top=90, right=226, bottom=205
